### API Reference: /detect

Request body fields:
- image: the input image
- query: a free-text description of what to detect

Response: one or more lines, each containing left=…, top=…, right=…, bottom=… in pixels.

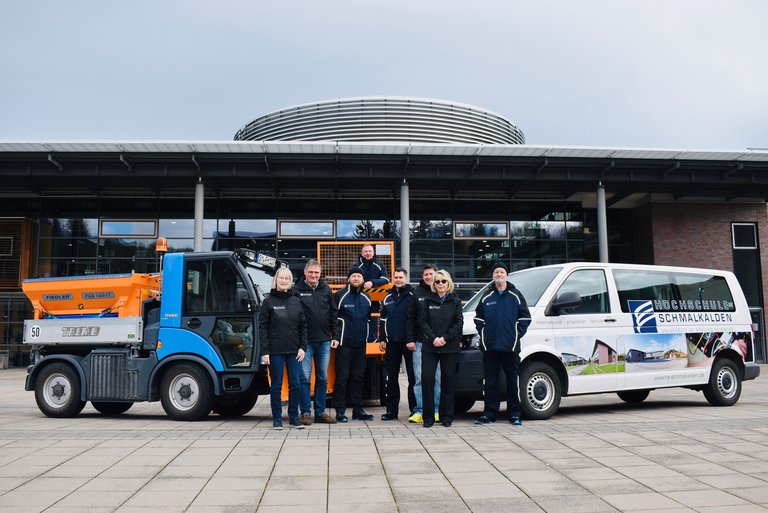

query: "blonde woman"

left=416, top=269, right=463, bottom=428
left=258, top=267, right=307, bottom=430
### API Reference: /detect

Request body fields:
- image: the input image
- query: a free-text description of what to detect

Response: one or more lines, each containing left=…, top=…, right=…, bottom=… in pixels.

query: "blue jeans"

left=300, top=340, right=331, bottom=417
left=412, top=341, right=440, bottom=415
left=269, top=354, right=302, bottom=421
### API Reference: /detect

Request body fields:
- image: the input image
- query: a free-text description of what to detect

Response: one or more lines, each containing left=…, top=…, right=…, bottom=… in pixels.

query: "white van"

left=454, top=262, right=761, bottom=420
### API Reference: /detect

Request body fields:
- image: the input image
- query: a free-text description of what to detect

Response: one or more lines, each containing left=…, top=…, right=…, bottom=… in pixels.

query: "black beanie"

left=491, top=261, right=509, bottom=274
left=347, top=266, right=364, bottom=279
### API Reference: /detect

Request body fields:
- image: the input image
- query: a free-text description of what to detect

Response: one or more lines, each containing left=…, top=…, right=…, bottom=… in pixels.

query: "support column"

left=194, top=178, right=204, bottom=252
left=597, top=182, right=608, bottom=263
left=400, top=180, right=410, bottom=275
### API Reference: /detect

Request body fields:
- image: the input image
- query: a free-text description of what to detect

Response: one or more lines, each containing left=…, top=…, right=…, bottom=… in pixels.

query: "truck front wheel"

left=35, top=363, right=86, bottom=418
left=160, top=364, right=213, bottom=421
left=519, top=361, right=561, bottom=420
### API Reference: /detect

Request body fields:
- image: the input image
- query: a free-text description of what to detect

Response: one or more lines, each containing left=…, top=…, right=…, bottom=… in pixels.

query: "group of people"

left=257, top=244, right=531, bottom=430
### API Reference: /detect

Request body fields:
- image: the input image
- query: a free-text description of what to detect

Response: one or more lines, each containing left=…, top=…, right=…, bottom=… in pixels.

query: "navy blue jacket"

left=355, top=256, right=390, bottom=287
left=334, top=285, right=377, bottom=347
left=379, top=284, right=414, bottom=343
left=474, top=282, right=531, bottom=353
left=407, top=280, right=432, bottom=342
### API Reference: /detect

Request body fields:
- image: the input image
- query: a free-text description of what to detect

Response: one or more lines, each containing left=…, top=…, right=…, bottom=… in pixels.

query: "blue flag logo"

left=629, top=300, right=658, bottom=333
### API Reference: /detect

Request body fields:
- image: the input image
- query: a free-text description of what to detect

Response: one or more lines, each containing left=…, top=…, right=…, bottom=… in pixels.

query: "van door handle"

left=603, top=318, right=617, bottom=323
left=187, top=318, right=202, bottom=329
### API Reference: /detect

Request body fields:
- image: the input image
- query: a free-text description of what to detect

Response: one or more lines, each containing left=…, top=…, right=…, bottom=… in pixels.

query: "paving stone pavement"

left=2, top=366, right=768, bottom=512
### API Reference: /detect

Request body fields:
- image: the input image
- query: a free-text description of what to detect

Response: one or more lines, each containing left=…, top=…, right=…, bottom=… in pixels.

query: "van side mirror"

left=546, top=291, right=583, bottom=316
left=236, top=288, right=251, bottom=312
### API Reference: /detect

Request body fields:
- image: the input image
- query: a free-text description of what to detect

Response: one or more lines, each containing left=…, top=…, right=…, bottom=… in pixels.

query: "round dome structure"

left=234, top=97, right=525, bottom=144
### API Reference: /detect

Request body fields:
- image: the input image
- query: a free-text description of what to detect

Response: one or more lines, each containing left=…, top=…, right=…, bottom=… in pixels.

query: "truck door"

left=183, top=257, right=256, bottom=368
left=549, top=268, right=622, bottom=394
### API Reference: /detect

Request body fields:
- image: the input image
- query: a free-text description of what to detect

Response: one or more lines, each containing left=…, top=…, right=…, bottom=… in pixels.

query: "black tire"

left=453, top=396, right=476, bottom=414
left=703, top=358, right=741, bottom=406
left=34, top=363, right=87, bottom=418
left=92, top=401, right=134, bottom=415
left=213, top=394, right=258, bottom=417
left=617, top=390, right=650, bottom=403
left=160, top=363, right=213, bottom=421
left=519, top=361, right=561, bottom=420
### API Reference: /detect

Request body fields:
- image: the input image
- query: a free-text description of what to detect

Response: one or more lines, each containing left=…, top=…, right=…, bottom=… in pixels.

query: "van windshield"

left=463, top=266, right=562, bottom=312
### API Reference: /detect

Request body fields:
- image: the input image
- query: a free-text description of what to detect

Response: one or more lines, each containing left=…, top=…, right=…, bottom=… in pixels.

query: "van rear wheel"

left=520, top=361, right=561, bottom=420
left=703, top=358, right=741, bottom=406
left=617, top=390, right=650, bottom=403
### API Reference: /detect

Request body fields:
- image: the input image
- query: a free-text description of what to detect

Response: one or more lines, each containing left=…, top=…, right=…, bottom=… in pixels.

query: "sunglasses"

left=434, top=279, right=448, bottom=284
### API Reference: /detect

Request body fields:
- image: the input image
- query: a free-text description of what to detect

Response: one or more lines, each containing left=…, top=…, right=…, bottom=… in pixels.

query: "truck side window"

left=555, top=269, right=609, bottom=314
left=185, top=260, right=243, bottom=314
left=614, top=269, right=675, bottom=313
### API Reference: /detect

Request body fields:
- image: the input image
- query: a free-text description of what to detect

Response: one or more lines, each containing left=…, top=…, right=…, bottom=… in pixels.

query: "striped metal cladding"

left=89, top=353, right=139, bottom=400
left=234, top=97, right=525, bottom=145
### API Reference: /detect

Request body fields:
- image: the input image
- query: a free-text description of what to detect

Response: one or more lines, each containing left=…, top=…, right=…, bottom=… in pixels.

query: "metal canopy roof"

left=1, top=141, right=768, bottom=203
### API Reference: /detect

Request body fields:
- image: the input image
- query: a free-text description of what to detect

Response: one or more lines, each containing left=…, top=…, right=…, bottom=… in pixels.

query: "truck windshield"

left=244, top=267, right=273, bottom=302
left=463, top=266, right=563, bottom=312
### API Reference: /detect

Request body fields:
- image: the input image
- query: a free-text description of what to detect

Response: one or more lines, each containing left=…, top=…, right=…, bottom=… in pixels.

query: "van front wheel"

left=520, top=362, right=561, bottom=420
left=703, top=358, right=741, bottom=406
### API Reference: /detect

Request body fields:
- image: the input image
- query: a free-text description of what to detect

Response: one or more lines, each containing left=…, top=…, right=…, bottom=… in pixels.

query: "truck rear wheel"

left=519, top=361, right=561, bottom=420
left=160, top=363, right=213, bottom=421
left=703, top=358, right=741, bottom=406
left=92, top=401, right=133, bottom=415
left=35, top=363, right=86, bottom=418
left=213, top=394, right=258, bottom=417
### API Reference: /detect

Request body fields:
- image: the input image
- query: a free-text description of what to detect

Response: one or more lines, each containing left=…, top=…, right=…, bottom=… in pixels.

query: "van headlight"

left=462, top=334, right=480, bottom=349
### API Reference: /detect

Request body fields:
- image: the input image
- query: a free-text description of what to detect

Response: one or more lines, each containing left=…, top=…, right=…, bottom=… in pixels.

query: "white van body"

left=460, top=262, right=760, bottom=419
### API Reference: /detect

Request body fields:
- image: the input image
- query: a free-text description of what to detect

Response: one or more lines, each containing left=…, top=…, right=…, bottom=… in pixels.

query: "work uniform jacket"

left=334, top=284, right=376, bottom=347
left=294, top=278, right=339, bottom=343
left=257, top=289, right=308, bottom=355
left=474, top=281, right=531, bottom=353
left=355, top=256, right=390, bottom=287
left=379, top=284, right=414, bottom=343
left=417, top=292, right=464, bottom=354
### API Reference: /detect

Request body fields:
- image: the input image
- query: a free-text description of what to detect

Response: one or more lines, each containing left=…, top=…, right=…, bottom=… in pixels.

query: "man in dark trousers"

left=333, top=267, right=377, bottom=422
left=406, top=264, right=440, bottom=423
left=378, top=267, right=416, bottom=420
left=295, top=259, right=338, bottom=425
left=473, top=261, right=531, bottom=426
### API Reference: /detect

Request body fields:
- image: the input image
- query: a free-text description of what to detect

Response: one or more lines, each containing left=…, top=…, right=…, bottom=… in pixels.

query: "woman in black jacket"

left=417, top=269, right=464, bottom=428
left=258, top=267, right=307, bottom=430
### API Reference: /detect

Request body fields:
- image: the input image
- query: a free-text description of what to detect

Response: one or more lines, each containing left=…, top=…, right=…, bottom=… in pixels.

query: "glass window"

left=159, top=219, right=218, bottom=238
left=337, top=220, right=398, bottom=239
left=38, top=238, right=98, bottom=259
left=279, top=221, right=334, bottom=238
left=100, top=220, right=157, bottom=237
left=410, top=220, right=452, bottom=239
left=99, top=239, right=156, bottom=258
left=454, top=222, right=508, bottom=238
left=411, top=240, right=452, bottom=261
left=553, top=269, right=610, bottom=315
left=510, top=220, right=567, bottom=240
left=732, top=223, right=757, bottom=249
left=40, top=218, right=98, bottom=238
left=510, top=240, right=567, bottom=260
left=675, top=273, right=736, bottom=312
left=185, top=259, right=243, bottom=314
left=614, top=269, right=675, bottom=313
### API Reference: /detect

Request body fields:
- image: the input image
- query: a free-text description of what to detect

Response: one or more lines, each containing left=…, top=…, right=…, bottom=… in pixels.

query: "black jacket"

left=407, top=280, right=432, bottom=342
left=379, top=284, right=414, bottom=342
left=355, top=256, right=390, bottom=287
left=258, top=289, right=308, bottom=355
left=334, top=284, right=377, bottom=347
left=294, top=279, right=339, bottom=343
left=474, top=281, right=531, bottom=353
left=417, top=292, right=464, bottom=354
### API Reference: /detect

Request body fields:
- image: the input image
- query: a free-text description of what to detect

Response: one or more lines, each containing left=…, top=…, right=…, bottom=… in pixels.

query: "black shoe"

left=441, top=419, right=453, bottom=427
left=423, top=419, right=434, bottom=428
left=352, top=411, right=374, bottom=421
left=336, top=415, right=348, bottom=423
left=381, top=413, right=398, bottom=421
left=510, top=417, right=522, bottom=426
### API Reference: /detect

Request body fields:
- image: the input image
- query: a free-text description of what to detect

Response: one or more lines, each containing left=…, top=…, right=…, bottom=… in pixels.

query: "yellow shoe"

left=408, top=412, right=423, bottom=423
left=435, top=412, right=440, bottom=422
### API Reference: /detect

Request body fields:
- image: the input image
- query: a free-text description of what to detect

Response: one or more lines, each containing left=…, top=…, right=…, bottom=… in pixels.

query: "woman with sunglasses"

left=416, top=269, right=464, bottom=427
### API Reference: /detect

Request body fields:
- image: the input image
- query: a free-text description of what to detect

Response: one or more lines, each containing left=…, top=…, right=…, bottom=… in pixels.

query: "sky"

left=1, top=0, right=766, bottom=150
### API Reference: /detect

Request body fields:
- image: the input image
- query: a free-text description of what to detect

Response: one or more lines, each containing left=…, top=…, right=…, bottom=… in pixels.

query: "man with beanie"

left=295, top=259, right=338, bottom=425
left=474, top=261, right=531, bottom=426
left=378, top=267, right=416, bottom=420
left=333, top=267, right=377, bottom=422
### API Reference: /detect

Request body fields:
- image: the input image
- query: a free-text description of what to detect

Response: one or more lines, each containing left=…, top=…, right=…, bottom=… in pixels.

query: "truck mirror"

left=236, top=288, right=251, bottom=312
left=545, top=291, right=582, bottom=316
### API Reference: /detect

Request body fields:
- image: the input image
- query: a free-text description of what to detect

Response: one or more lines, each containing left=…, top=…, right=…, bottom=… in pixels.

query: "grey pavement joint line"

left=415, top=433, right=473, bottom=511
left=371, top=437, right=402, bottom=511
left=254, top=430, right=289, bottom=511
